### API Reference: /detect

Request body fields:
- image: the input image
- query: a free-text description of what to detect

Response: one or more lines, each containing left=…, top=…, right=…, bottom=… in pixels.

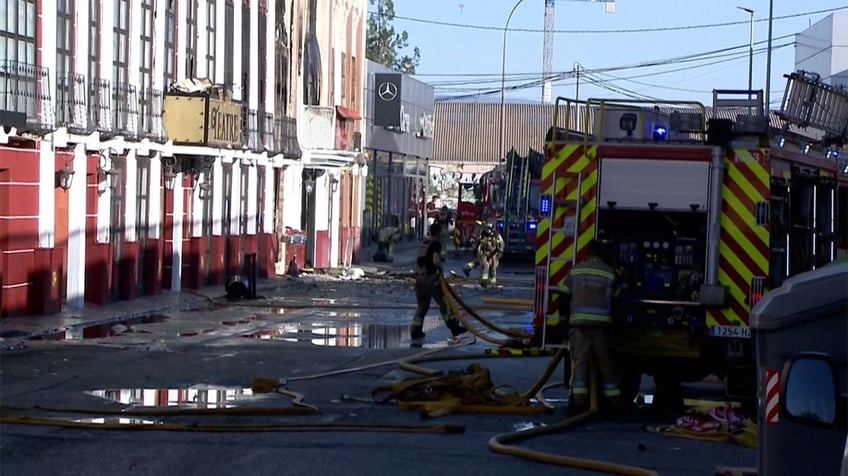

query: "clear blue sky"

left=383, top=0, right=847, bottom=107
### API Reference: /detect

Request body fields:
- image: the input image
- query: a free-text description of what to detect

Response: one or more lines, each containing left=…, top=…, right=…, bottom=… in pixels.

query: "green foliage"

left=366, top=0, right=421, bottom=74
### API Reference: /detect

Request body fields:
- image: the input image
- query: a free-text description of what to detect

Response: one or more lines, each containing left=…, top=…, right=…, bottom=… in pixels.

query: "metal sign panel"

left=373, top=73, right=402, bottom=127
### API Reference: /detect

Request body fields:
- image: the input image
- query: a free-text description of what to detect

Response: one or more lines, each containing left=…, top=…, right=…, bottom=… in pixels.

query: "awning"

left=335, top=105, right=361, bottom=120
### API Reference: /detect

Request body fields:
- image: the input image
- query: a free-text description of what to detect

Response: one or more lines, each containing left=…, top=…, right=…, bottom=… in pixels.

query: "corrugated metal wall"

left=432, top=102, right=592, bottom=166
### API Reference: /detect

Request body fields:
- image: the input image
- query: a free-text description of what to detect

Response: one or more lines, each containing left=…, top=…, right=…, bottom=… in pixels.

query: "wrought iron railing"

left=89, top=78, right=113, bottom=132
left=242, top=108, right=260, bottom=151
left=139, top=88, right=166, bottom=142
left=112, top=82, right=139, bottom=138
left=261, top=111, right=274, bottom=151
left=273, top=115, right=300, bottom=157
left=0, top=60, right=55, bottom=131
left=56, top=72, right=89, bottom=134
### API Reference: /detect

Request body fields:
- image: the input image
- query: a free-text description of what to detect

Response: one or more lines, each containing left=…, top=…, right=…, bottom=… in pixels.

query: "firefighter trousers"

left=480, top=254, right=499, bottom=283
left=568, top=325, right=620, bottom=410
left=411, top=272, right=454, bottom=327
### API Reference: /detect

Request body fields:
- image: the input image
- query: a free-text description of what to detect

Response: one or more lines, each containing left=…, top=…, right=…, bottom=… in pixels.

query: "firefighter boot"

left=446, top=319, right=468, bottom=338
left=409, top=324, right=426, bottom=340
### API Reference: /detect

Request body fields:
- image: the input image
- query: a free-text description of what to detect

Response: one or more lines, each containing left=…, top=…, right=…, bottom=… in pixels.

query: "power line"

left=372, top=6, right=847, bottom=35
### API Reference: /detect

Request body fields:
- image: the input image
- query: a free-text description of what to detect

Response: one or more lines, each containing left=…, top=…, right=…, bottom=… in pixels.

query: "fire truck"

left=478, top=148, right=544, bottom=258
left=453, top=172, right=485, bottom=253
left=533, top=71, right=848, bottom=404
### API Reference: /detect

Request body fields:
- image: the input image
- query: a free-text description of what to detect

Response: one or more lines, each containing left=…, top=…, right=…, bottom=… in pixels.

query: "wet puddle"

left=86, top=384, right=272, bottom=409
left=243, top=322, right=408, bottom=349
left=72, top=417, right=162, bottom=425
left=29, top=315, right=170, bottom=341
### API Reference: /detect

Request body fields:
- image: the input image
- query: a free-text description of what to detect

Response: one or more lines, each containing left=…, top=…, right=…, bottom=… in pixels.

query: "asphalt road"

left=0, top=257, right=756, bottom=475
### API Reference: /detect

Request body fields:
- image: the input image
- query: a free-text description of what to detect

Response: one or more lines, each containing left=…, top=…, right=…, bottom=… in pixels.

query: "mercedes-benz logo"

left=378, top=82, right=398, bottom=101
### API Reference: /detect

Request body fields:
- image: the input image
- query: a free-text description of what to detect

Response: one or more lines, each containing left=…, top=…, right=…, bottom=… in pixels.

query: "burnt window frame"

left=257, top=1, right=267, bottom=109
left=139, top=0, right=153, bottom=92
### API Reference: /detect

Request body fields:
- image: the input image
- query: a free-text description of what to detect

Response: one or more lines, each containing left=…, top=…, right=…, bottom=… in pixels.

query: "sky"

left=381, top=0, right=847, bottom=108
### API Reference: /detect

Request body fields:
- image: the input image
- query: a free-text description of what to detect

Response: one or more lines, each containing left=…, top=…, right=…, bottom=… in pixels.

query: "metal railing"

left=0, top=60, right=55, bottom=131
left=112, top=82, right=139, bottom=138
left=89, top=78, right=113, bottom=132
left=139, top=88, right=166, bottom=142
left=56, top=72, right=89, bottom=134
left=273, top=115, right=300, bottom=157
left=242, top=108, right=260, bottom=151
left=261, top=111, right=274, bottom=151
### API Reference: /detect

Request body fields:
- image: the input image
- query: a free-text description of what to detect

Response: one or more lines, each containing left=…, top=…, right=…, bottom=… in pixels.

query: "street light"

left=499, top=0, right=527, bottom=164
left=765, top=0, right=774, bottom=117
left=737, top=6, right=754, bottom=112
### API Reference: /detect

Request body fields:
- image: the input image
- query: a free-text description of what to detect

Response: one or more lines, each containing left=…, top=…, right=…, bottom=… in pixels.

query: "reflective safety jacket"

left=559, top=256, right=620, bottom=325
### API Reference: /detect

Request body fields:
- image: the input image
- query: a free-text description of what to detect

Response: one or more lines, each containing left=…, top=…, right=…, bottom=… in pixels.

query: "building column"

left=170, top=171, right=185, bottom=291
left=66, top=144, right=88, bottom=308
left=38, top=143, right=55, bottom=248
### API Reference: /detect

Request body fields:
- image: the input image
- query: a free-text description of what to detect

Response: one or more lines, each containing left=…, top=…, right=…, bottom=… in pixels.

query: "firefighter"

left=560, top=239, right=621, bottom=415
left=435, top=206, right=453, bottom=255
left=426, top=195, right=439, bottom=225
left=409, top=223, right=468, bottom=340
left=373, top=224, right=401, bottom=263
left=463, top=222, right=504, bottom=285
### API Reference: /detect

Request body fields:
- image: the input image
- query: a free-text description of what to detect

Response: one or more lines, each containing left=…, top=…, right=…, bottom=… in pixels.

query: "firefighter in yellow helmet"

left=560, top=239, right=622, bottom=415
left=464, top=222, right=504, bottom=285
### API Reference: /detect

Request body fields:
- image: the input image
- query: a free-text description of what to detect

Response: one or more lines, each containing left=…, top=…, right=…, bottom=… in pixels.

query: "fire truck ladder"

left=540, top=170, right=584, bottom=349
left=778, top=70, right=848, bottom=140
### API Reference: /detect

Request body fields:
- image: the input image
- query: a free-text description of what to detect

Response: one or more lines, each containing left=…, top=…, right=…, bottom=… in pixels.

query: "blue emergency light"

left=540, top=195, right=551, bottom=215
left=496, top=220, right=505, bottom=230
left=652, top=125, right=668, bottom=141
left=527, top=221, right=538, bottom=231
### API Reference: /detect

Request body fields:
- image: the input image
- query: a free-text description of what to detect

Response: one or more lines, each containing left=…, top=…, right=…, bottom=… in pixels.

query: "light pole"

left=738, top=6, right=754, bottom=112
left=765, top=0, right=774, bottom=117
left=499, top=0, right=527, bottom=164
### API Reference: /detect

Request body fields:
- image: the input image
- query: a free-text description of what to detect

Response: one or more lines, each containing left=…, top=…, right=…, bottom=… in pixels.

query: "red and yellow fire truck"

left=476, top=148, right=544, bottom=257
left=533, top=71, right=848, bottom=403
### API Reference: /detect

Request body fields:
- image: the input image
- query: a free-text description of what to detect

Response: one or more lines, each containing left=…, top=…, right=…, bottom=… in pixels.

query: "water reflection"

left=30, top=315, right=170, bottom=341
left=86, top=384, right=264, bottom=409
left=243, top=322, right=407, bottom=349
left=74, top=417, right=161, bottom=425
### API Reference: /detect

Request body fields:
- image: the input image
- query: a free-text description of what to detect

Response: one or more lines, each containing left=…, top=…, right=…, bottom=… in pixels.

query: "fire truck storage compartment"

left=597, top=209, right=708, bottom=306
left=598, top=158, right=710, bottom=211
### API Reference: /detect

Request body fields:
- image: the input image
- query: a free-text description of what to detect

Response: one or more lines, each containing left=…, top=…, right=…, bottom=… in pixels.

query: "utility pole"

left=765, top=0, right=774, bottom=117
left=499, top=0, right=527, bottom=163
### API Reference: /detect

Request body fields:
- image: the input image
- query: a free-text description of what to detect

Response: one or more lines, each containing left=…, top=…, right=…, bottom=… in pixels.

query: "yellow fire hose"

left=480, top=297, right=533, bottom=307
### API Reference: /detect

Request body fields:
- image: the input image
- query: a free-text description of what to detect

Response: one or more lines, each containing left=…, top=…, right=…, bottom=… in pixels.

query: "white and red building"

left=0, top=0, right=367, bottom=318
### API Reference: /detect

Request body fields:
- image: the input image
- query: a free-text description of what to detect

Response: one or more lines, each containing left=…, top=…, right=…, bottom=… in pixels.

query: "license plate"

left=709, top=325, right=751, bottom=339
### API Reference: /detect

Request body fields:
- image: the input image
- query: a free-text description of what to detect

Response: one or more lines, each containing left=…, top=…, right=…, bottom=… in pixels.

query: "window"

left=139, top=0, right=153, bottom=92
left=164, top=0, right=176, bottom=87
left=257, top=2, right=266, bottom=109
left=350, top=55, right=356, bottom=106
left=112, top=0, right=129, bottom=85
left=241, top=0, right=250, bottom=103
left=88, top=0, right=100, bottom=82
left=0, top=0, right=36, bottom=65
left=185, top=0, right=197, bottom=78
left=784, top=356, right=837, bottom=425
left=223, top=0, right=234, bottom=90
left=205, top=0, right=216, bottom=81
left=56, top=0, right=74, bottom=78
left=340, top=52, right=346, bottom=103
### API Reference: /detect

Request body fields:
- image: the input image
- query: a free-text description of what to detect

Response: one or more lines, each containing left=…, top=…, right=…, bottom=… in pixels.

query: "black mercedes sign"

left=373, top=73, right=402, bottom=127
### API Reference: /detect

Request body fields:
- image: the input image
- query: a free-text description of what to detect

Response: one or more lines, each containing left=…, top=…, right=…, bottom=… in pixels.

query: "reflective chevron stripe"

left=707, top=148, right=771, bottom=327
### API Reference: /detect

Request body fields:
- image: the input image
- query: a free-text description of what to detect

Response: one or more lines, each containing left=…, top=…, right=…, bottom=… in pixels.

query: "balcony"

left=56, top=72, right=90, bottom=134
left=88, top=78, right=113, bottom=133
left=112, top=82, right=139, bottom=138
left=272, top=115, right=300, bottom=158
left=241, top=107, right=260, bottom=152
left=139, top=88, right=166, bottom=142
left=299, top=105, right=335, bottom=150
left=0, top=60, right=55, bottom=132
left=261, top=111, right=274, bottom=152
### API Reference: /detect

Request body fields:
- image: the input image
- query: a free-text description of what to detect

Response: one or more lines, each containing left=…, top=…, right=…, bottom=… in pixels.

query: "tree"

left=367, top=0, right=421, bottom=74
